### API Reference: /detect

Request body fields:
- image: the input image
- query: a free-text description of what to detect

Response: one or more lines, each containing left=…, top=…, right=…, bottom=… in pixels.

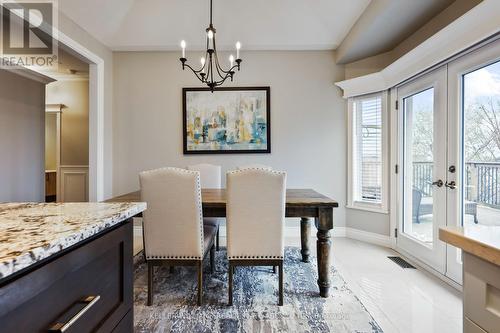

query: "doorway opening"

left=43, top=46, right=90, bottom=202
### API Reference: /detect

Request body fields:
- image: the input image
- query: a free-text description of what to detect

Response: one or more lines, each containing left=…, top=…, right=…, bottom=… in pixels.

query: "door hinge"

left=395, top=100, right=399, bottom=110
left=395, top=164, right=399, bottom=174
left=395, top=228, right=398, bottom=238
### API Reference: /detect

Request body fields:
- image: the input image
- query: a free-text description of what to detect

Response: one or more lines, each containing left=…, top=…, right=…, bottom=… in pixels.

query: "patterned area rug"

left=134, top=247, right=383, bottom=333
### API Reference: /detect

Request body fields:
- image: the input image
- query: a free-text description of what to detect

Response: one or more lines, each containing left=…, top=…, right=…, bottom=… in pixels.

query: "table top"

left=107, top=188, right=338, bottom=207
left=439, top=225, right=500, bottom=266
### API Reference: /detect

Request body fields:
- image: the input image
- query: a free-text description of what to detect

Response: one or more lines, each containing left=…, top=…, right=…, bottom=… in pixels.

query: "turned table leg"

left=316, top=207, right=333, bottom=298
left=300, top=217, right=311, bottom=262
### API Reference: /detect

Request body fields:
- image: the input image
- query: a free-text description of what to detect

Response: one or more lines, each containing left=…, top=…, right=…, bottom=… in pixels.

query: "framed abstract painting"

left=183, top=87, right=271, bottom=154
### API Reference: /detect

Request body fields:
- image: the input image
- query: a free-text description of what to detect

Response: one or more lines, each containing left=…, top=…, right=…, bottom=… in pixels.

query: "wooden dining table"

left=106, top=188, right=338, bottom=298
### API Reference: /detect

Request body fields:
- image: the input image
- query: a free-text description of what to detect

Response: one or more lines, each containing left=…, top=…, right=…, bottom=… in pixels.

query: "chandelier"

left=179, top=0, right=242, bottom=92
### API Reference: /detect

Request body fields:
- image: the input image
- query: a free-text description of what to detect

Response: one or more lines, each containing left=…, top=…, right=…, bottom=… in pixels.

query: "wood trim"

left=45, top=109, right=62, bottom=201
left=59, top=166, right=89, bottom=202
left=45, top=104, right=66, bottom=113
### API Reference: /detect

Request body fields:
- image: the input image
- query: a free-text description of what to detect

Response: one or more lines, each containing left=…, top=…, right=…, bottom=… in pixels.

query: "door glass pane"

left=462, top=61, right=500, bottom=227
left=403, top=88, right=435, bottom=244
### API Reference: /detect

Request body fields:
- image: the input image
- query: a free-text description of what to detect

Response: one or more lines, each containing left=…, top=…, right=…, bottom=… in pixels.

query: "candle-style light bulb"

left=236, top=41, right=241, bottom=59
left=201, top=57, right=206, bottom=73
left=180, top=40, right=186, bottom=58
left=207, top=30, right=214, bottom=39
left=229, top=54, right=234, bottom=67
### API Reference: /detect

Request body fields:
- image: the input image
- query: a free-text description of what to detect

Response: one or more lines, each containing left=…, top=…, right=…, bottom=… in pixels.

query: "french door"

left=446, top=39, right=500, bottom=283
left=396, top=38, right=500, bottom=283
left=397, top=66, right=448, bottom=275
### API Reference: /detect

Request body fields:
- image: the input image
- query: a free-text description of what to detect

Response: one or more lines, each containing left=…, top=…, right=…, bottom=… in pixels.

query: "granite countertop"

left=0, top=202, right=146, bottom=280
left=439, top=225, right=500, bottom=266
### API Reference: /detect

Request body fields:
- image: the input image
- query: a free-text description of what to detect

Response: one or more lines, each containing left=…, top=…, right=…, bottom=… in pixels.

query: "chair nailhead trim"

left=227, top=168, right=286, bottom=176
left=228, top=255, right=284, bottom=259
left=146, top=255, right=202, bottom=259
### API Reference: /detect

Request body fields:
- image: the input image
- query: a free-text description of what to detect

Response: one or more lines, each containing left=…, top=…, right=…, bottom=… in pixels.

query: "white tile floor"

left=134, top=230, right=463, bottom=333
left=326, top=238, right=462, bottom=333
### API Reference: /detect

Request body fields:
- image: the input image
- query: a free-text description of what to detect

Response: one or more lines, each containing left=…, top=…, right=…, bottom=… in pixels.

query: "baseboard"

left=134, top=223, right=389, bottom=249
left=344, top=227, right=392, bottom=248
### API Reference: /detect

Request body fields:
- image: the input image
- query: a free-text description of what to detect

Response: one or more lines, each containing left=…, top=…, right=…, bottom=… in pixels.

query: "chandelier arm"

left=213, top=45, right=231, bottom=76
left=184, top=61, right=205, bottom=74
left=183, top=63, right=207, bottom=81
left=214, top=72, right=232, bottom=86
left=212, top=39, right=230, bottom=78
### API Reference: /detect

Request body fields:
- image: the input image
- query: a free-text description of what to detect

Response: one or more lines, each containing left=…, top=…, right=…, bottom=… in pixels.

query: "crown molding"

left=335, top=0, right=500, bottom=98
left=3, top=66, right=55, bottom=84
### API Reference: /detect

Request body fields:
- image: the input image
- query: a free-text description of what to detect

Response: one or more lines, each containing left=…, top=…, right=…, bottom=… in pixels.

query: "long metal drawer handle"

left=48, top=295, right=101, bottom=332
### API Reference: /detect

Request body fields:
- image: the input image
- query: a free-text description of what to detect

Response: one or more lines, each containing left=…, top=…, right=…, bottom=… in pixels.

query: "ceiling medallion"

left=179, top=0, right=242, bottom=92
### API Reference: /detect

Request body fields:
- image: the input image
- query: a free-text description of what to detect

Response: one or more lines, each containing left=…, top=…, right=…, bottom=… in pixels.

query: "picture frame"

left=182, top=86, right=271, bottom=154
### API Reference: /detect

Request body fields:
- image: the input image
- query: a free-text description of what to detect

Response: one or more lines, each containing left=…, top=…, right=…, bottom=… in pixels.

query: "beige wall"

left=46, top=80, right=89, bottom=166
left=113, top=50, right=347, bottom=227
left=0, top=69, right=45, bottom=202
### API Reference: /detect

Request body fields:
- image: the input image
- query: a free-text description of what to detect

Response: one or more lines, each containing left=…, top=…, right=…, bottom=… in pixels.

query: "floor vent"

left=388, top=256, right=416, bottom=269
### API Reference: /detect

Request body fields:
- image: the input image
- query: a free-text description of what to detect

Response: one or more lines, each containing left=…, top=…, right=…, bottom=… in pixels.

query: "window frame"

left=347, top=91, right=389, bottom=214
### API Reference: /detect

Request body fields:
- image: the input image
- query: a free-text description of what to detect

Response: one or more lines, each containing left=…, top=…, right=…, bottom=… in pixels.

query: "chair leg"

left=147, top=262, right=153, bottom=306
left=273, top=266, right=277, bottom=274
left=197, top=261, right=203, bottom=306
left=216, top=227, right=220, bottom=251
left=228, top=262, right=233, bottom=306
left=278, top=262, right=284, bottom=306
left=210, top=243, right=215, bottom=274
left=169, top=266, right=174, bottom=273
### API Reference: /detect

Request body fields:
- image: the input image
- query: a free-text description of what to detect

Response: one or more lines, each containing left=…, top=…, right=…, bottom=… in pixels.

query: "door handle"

left=445, top=181, right=456, bottom=189
left=431, top=179, right=444, bottom=187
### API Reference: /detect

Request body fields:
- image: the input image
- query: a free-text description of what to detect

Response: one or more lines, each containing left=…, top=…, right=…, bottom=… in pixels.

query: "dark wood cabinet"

left=0, top=219, right=133, bottom=333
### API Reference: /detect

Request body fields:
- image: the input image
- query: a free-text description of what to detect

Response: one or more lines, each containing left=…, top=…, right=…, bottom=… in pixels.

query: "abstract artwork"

left=183, top=87, right=270, bottom=154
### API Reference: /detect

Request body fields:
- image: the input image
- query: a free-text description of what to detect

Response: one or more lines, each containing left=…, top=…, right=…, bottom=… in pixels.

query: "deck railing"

left=412, top=162, right=500, bottom=207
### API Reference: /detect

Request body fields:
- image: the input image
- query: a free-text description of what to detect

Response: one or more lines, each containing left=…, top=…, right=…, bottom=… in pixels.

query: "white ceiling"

left=59, top=0, right=371, bottom=51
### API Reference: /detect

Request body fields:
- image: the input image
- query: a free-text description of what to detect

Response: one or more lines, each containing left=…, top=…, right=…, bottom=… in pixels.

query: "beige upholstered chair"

left=187, top=163, right=223, bottom=250
left=226, top=168, right=286, bottom=306
left=139, top=167, right=217, bottom=306
left=237, top=164, right=272, bottom=170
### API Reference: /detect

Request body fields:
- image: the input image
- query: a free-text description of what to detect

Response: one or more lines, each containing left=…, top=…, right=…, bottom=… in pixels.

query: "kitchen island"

left=0, top=202, right=146, bottom=332
left=439, top=225, right=500, bottom=333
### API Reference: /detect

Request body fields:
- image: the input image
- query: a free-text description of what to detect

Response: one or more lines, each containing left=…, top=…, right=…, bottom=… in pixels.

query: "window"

left=348, top=92, right=388, bottom=213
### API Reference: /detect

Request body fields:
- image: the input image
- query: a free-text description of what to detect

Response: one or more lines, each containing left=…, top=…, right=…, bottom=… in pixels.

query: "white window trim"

left=347, top=91, right=389, bottom=214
